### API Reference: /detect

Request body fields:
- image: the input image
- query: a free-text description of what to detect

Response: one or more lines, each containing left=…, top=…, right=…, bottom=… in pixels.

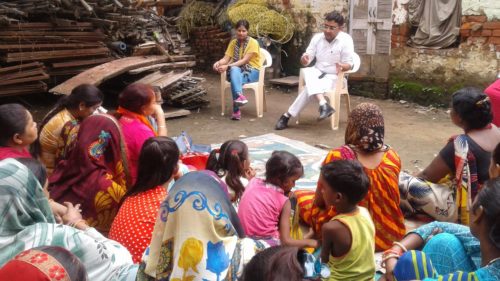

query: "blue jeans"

left=229, top=66, right=259, bottom=113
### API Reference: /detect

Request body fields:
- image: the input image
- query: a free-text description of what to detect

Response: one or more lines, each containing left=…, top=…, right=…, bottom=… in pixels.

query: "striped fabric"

left=323, top=146, right=406, bottom=251
left=394, top=250, right=438, bottom=280
left=294, top=189, right=335, bottom=239
left=394, top=250, right=499, bottom=281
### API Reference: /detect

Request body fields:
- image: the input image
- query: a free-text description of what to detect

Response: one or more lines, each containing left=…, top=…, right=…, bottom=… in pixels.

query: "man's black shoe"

left=318, top=103, right=335, bottom=120
left=275, top=114, right=290, bottom=130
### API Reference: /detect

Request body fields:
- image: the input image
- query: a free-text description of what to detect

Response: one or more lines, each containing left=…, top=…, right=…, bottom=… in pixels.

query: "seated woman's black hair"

left=452, top=87, right=493, bottom=130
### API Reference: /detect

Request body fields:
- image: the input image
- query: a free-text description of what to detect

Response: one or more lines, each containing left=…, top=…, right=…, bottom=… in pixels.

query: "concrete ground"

left=24, top=71, right=459, bottom=173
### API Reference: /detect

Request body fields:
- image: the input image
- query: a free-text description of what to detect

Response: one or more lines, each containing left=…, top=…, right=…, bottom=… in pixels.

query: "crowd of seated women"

left=0, top=81, right=499, bottom=281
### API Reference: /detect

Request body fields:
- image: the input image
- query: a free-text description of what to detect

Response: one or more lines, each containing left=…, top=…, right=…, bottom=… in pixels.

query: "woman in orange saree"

left=293, top=103, right=405, bottom=251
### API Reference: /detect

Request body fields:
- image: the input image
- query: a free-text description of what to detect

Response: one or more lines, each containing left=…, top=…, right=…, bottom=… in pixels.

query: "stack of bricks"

left=391, top=23, right=411, bottom=49
left=190, top=25, right=231, bottom=70
left=460, top=16, right=500, bottom=52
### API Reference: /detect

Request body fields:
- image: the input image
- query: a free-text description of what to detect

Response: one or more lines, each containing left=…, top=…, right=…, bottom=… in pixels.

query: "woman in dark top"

left=400, top=87, right=500, bottom=224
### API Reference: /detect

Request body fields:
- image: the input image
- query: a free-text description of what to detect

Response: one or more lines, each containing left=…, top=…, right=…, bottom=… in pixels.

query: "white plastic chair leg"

left=220, top=73, right=226, bottom=116
left=330, top=90, right=341, bottom=130
left=255, top=88, right=263, bottom=118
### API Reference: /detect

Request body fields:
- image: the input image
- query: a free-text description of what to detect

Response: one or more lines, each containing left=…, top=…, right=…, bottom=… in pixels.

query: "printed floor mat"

left=213, top=133, right=328, bottom=190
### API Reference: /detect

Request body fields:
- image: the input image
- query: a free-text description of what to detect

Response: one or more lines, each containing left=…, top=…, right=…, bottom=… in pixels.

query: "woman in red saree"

left=293, top=103, right=405, bottom=251
left=49, top=114, right=130, bottom=233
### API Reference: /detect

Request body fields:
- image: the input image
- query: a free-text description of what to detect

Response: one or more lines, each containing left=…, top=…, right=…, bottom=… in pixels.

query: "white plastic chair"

left=297, top=52, right=361, bottom=130
left=220, top=48, right=273, bottom=118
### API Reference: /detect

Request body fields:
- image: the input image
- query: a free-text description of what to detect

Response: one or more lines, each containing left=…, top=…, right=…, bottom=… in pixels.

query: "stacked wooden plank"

left=0, top=62, right=48, bottom=96
left=190, top=25, right=231, bottom=70
left=0, top=17, right=114, bottom=96
left=0, top=1, right=189, bottom=54
left=0, top=0, right=201, bottom=105
left=164, top=75, right=209, bottom=110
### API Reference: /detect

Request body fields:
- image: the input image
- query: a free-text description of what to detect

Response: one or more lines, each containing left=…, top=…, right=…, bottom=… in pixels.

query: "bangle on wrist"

left=68, top=219, right=86, bottom=228
left=393, top=241, right=408, bottom=253
left=383, top=249, right=402, bottom=257
left=381, top=254, right=400, bottom=268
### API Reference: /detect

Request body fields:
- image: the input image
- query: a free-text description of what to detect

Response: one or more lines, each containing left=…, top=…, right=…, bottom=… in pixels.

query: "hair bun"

left=475, top=96, right=490, bottom=108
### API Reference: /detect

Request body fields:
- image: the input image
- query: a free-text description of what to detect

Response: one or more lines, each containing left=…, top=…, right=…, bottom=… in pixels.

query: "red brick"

left=466, top=15, right=487, bottom=23
left=482, top=21, right=500, bottom=30
left=493, top=29, right=500, bottom=36
left=392, top=26, right=400, bottom=36
left=400, top=23, right=411, bottom=36
left=488, top=36, right=500, bottom=45
left=467, top=36, right=488, bottom=45
left=496, top=45, right=500, bottom=52
left=471, top=23, right=483, bottom=31
left=471, top=29, right=482, bottom=36
left=461, top=22, right=472, bottom=30
left=481, top=29, right=492, bottom=36
left=460, top=29, right=470, bottom=37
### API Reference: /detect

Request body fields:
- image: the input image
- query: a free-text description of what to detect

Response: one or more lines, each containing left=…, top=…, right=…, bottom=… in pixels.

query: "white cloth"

left=286, top=32, right=354, bottom=116
left=303, top=67, right=339, bottom=97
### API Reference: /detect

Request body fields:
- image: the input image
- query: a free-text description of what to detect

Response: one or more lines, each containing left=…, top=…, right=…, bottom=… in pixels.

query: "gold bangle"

left=393, top=241, right=408, bottom=252
left=381, top=254, right=400, bottom=268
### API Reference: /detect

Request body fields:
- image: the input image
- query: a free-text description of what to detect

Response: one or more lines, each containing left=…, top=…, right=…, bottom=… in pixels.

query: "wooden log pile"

left=0, top=0, right=198, bottom=101
left=190, top=25, right=231, bottom=70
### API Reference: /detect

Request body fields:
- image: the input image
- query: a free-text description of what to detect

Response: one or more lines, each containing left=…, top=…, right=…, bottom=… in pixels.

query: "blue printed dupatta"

left=139, top=171, right=268, bottom=281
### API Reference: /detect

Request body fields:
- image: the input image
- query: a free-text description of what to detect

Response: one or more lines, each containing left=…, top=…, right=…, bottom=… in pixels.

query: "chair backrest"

left=346, top=52, right=361, bottom=74
left=259, top=48, right=272, bottom=69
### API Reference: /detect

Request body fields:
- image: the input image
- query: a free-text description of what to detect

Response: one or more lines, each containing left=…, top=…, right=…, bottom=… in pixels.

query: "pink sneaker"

left=234, top=95, right=248, bottom=107
left=231, top=110, right=241, bottom=120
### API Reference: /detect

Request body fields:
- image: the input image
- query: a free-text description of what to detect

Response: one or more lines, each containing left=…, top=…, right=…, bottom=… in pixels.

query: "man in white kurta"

left=275, top=11, right=354, bottom=130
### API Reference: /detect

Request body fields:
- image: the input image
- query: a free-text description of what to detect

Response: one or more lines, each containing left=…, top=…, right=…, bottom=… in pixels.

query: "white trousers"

left=287, top=67, right=338, bottom=117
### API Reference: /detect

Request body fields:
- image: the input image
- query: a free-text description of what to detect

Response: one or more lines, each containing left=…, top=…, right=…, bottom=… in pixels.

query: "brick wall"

left=460, top=16, right=500, bottom=52
left=190, top=26, right=231, bottom=70
left=390, top=14, right=500, bottom=53
left=391, top=23, right=410, bottom=49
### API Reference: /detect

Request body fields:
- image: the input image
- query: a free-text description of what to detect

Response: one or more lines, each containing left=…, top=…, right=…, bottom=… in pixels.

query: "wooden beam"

left=0, top=31, right=105, bottom=37
left=0, top=82, right=47, bottom=97
left=0, top=62, right=43, bottom=74
left=135, top=71, right=174, bottom=85
left=0, top=43, right=104, bottom=51
left=150, top=70, right=192, bottom=89
left=51, top=57, right=114, bottom=68
left=50, top=55, right=171, bottom=95
left=128, top=61, right=196, bottom=74
left=3, top=47, right=110, bottom=62
left=0, top=73, right=49, bottom=86
left=0, top=68, right=47, bottom=81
